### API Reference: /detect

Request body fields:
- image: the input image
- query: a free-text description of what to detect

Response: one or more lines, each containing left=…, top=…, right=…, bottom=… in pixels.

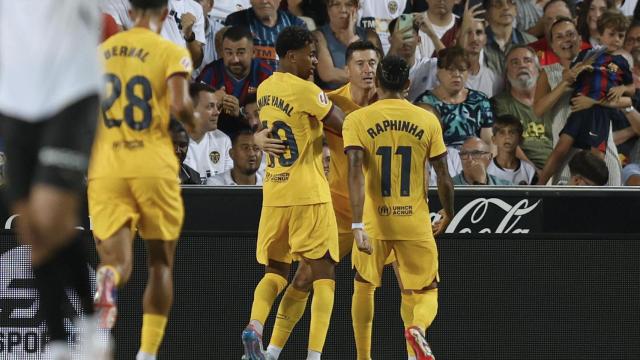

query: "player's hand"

left=606, top=85, right=626, bottom=103
left=254, top=127, right=285, bottom=155
left=570, top=94, right=597, bottom=112
left=432, top=209, right=451, bottom=237
left=353, top=229, right=372, bottom=255
left=181, top=12, right=197, bottom=38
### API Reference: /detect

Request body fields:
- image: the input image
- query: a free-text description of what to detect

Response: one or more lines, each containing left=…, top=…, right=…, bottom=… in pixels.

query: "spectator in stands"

left=358, top=0, right=411, bottom=54
left=533, top=18, right=621, bottom=185
left=458, top=14, right=502, bottom=97
left=197, top=26, right=273, bottom=135
left=314, top=0, right=382, bottom=90
left=576, top=0, right=616, bottom=47
left=207, top=127, right=263, bottom=185
left=530, top=0, right=591, bottom=66
left=488, top=115, right=538, bottom=184
left=452, top=137, right=513, bottom=185
left=387, top=17, right=442, bottom=101
left=184, top=83, right=233, bottom=183
left=567, top=150, right=609, bottom=185
left=493, top=45, right=553, bottom=169
left=413, top=0, right=461, bottom=59
left=623, top=22, right=640, bottom=87
left=622, top=163, right=640, bottom=185
left=241, top=93, right=261, bottom=131
left=484, top=0, right=537, bottom=77
left=161, top=0, right=206, bottom=68
left=193, top=0, right=224, bottom=78
left=515, top=0, right=544, bottom=35
left=225, top=0, right=307, bottom=69
left=210, top=0, right=251, bottom=26
left=415, top=47, right=495, bottom=149
left=99, top=0, right=133, bottom=31
left=280, top=0, right=326, bottom=29
left=170, top=118, right=202, bottom=185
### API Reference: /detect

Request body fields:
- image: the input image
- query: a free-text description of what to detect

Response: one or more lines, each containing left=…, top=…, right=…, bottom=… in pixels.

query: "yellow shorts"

left=257, top=203, right=339, bottom=265
left=352, top=238, right=438, bottom=290
left=88, top=178, right=184, bottom=241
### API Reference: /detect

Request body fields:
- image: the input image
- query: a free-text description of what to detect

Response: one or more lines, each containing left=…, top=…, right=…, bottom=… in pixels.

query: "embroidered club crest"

left=210, top=151, right=221, bottom=164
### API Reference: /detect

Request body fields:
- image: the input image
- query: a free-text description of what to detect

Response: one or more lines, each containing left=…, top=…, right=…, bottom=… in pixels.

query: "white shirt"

left=210, top=0, right=251, bottom=25
left=193, top=17, right=223, bottom=79
left=161, top=0, right=206, bottom=47
left=428, top=147, right=462, bottom=186
left=0, top=0, right=102, bottom=121
left=99, top=0, right=133, bottom=29
left=417, top=14, right=457, bottom=59
left=488, top=158, right=536, bottom=185
left=358, top=0, right=408, bottom=54
left=466, top=52, right=502, bottom=98
left=184, top=130, right=233, bottom=183
left=408, top=57, right=438, bottom=102
left=207, top=169, right=263, bottom=186
left=619, top=0, right=638, bottom=16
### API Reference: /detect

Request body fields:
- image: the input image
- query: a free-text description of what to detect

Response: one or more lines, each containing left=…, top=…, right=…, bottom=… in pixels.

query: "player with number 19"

left=241, top=26, right=345, bottom=360
left=88, top=0, right=195, bottom=359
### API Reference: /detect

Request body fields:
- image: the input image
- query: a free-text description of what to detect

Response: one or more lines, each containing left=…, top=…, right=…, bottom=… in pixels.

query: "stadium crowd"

left=2, top=0, right=640, bottom=187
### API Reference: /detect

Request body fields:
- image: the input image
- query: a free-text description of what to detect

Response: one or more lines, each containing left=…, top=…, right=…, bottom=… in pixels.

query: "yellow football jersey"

left=326, top=83, right=364, bottom=202
left=343, top=99, right=446, bottom=240
left=89, top=28, right=193, bottom=180
left=257, top=72, right=333, bottom=206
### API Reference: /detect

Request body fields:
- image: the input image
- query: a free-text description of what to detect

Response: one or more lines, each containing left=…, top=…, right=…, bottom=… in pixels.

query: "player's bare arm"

left=347, top=147, right=372, bottom=254
left=322, top=105, right=346, bottom=136
left=168, top=73, right=195, bottom=129
left=431, top=153, right=454, bottom=237
left=253, top=127, right=286, bottom=156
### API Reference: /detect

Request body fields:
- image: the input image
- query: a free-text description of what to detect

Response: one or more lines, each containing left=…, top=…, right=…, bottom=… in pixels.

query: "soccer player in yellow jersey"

left=241, top=26, right=345, bottom=360
left=265, top=40, right=382, bottom=360
left=344, top=55, right=455, bottom=360
left=88, top=1, right=196, bottom=359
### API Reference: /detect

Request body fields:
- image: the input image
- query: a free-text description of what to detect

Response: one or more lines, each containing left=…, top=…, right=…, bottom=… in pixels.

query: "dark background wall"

left=1, top=188, right=640, bottom=359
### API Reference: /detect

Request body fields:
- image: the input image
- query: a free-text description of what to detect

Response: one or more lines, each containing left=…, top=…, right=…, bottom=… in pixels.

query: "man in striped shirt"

left=225, top=0, right=306, bottom=69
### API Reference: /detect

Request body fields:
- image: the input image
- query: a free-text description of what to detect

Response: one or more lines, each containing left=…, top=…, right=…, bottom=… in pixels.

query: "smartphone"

left=396, top=14, right=414, bottom=41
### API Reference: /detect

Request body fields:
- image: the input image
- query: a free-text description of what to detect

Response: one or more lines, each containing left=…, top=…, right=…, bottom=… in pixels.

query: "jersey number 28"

left=101, top=73, right=153, bottom=131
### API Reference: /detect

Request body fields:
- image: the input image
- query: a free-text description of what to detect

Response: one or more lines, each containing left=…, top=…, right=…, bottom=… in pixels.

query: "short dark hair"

left=222, top=25, right=253, bottom=43
left=548, top=16, right=576, bottom=42
left=568, top=150, right=609, bottom=186
left=388, top=16, right=419, bottom=36
left=436, top=47, right=470, bottom=70
left=492, top=115, right=524, bottom=137
left=129, top=0, right=168, bottom=10
left=230, top=125, right=256, bottom=146
left=189, top=82, right=216, bottom=106
left=597, top=9, right=630, bottom=35
left=345, top=40, right=382, bottom=63
left=543, top=0, right=575, bottom=17
left=275, top=26, right=315, bottom=58
left=169, top=117, right=186, bottom=135
left=376, top=55, right=410, bottom=92
left=244, top=92, right=257, bottom=105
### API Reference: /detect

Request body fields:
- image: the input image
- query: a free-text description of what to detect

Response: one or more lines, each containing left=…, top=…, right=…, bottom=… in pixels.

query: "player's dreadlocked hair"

left=129, top=0, right=168, bottom=10
left=376, top=55, right=410, bottom=92
left=275, top=26, right=315, bottom=58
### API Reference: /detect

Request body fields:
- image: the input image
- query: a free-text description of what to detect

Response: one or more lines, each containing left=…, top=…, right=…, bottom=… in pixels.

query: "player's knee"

left=292, top=265, right=314, bottom=291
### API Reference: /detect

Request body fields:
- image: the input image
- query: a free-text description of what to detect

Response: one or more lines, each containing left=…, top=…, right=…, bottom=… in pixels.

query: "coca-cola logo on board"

left=431, top=198, right=542, bottom=234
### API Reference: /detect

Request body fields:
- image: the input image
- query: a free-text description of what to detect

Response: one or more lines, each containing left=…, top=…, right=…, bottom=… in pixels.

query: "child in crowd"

left=488, top=115, right=538, bottom=185
left=538, top=10, right=634, bottom=184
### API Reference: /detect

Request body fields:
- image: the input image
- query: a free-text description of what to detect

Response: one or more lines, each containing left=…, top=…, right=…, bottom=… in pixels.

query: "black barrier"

left=1, top=187, right=640, bottom=359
